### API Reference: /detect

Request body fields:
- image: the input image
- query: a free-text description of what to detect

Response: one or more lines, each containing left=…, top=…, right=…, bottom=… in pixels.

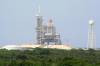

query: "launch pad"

left=36, top=7, right=61, bottom=45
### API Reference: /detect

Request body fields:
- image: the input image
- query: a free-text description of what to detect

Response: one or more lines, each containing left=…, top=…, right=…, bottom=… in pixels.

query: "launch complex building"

left=0, top=7, right=96, bottom=50
left=36, top=7, right=62, bottom=45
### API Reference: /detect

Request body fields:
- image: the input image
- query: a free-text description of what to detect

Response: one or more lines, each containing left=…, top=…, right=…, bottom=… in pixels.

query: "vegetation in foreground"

left=0, top=48, right=100, bottom=66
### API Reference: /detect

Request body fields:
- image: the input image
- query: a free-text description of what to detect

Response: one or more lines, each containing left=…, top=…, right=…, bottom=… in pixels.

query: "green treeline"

left=0, top=48, right=100, bottom=66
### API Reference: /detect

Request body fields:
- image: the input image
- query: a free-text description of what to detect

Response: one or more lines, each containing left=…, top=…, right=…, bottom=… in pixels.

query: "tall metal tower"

left=36, top=6, right=43, bottom=44
left=87, top=19, right=96, bottom=49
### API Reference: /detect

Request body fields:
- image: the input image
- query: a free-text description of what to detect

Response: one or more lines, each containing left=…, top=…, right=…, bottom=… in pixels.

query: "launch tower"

left=36, top=7, right=61, bottom=45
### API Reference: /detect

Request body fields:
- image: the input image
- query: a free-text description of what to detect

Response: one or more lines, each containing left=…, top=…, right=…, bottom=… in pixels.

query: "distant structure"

left=36, top=7, right=61, bottom=45
left=87, top=19, right=96, bottom=49
left=0, top=6, right=73, bottom=50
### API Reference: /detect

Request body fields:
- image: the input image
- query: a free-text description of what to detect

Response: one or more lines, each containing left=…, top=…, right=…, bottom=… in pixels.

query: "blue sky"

left=0, top=0, right=100, bottom=48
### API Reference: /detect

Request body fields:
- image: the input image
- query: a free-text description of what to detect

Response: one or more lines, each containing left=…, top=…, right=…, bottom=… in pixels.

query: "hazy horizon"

left=0, top=0, right=100, bottom=48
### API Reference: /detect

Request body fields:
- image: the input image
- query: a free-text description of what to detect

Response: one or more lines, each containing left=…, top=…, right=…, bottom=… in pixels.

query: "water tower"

left=87, top=19, right=96, bottom=49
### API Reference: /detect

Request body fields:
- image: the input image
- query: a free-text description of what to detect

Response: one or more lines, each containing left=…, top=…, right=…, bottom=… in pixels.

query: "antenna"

left=38, top=5, right=41, bottom=16
left=36, top=5, right=41, bottom=16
